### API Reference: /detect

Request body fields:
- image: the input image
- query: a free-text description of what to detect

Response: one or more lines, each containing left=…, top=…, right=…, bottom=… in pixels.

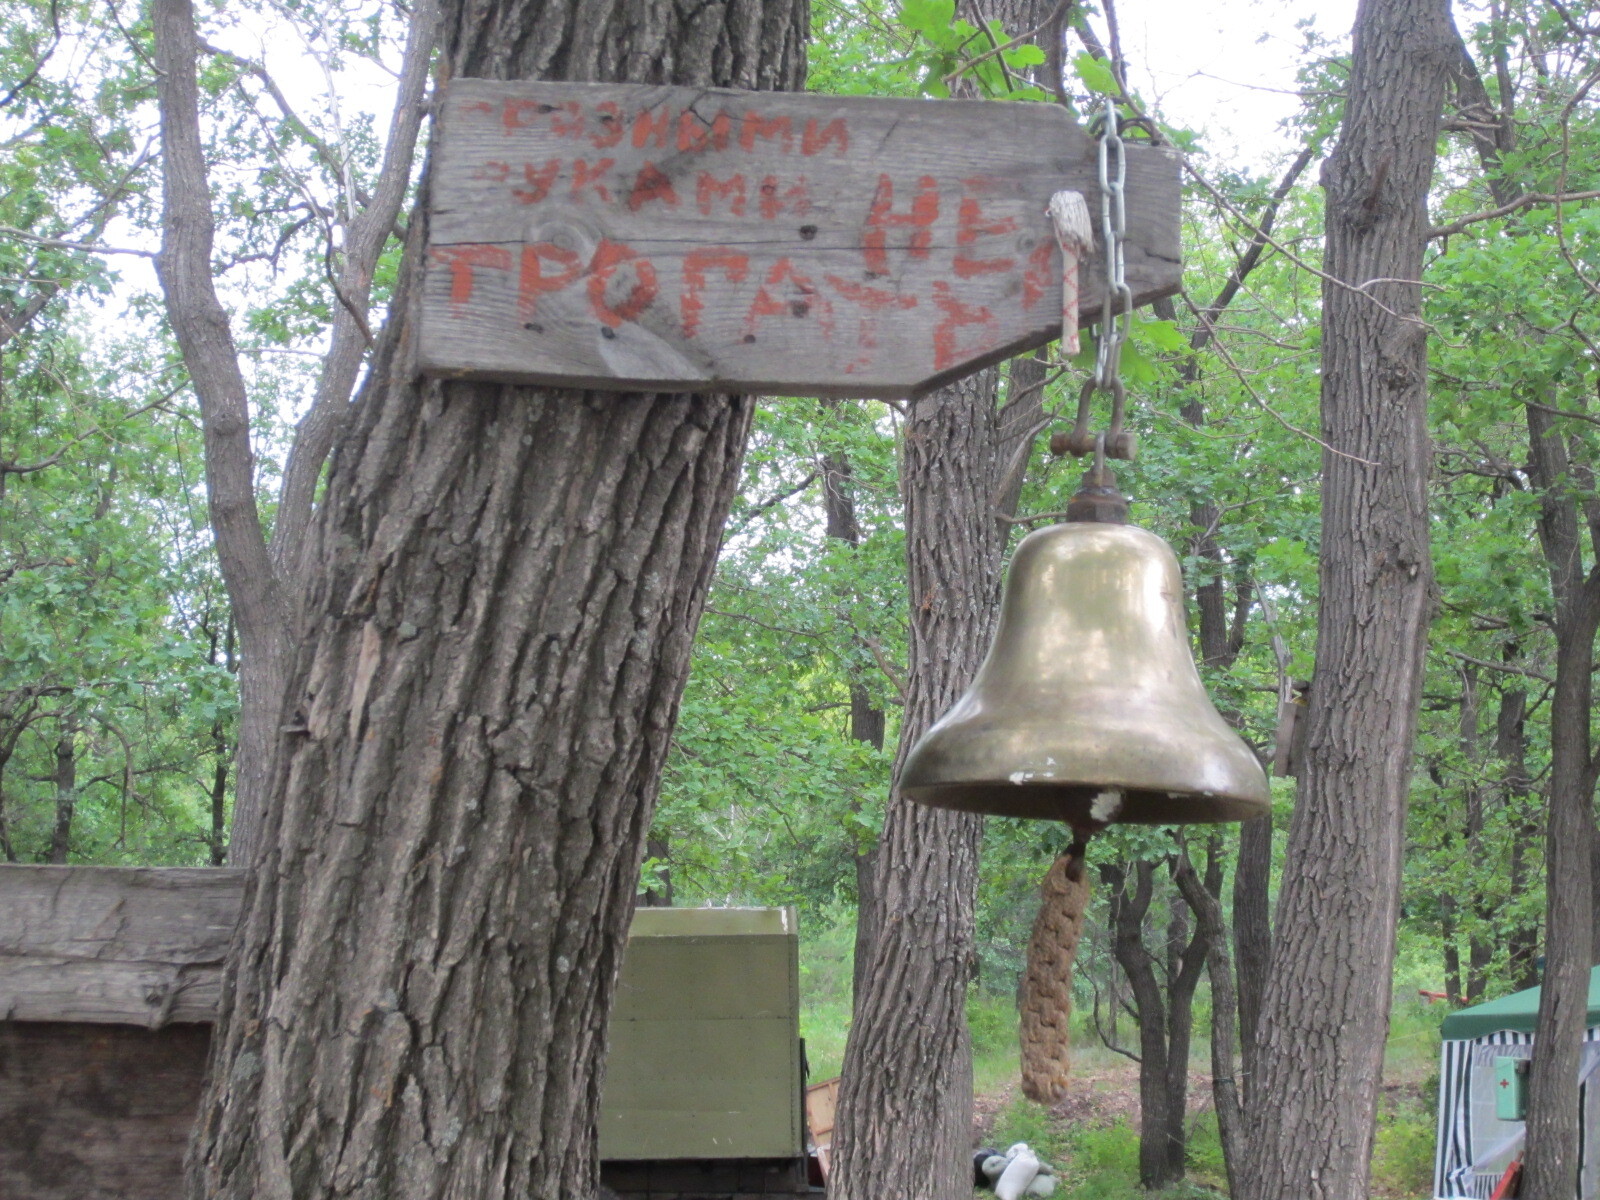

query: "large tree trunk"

left=1236, top=1, right=1450, bottom=1197
left=1520, top=400, right=1600, bottom=1200
left=830, top=1, right=1047, bottom=1187
left=167, top=0, right=806, bottom=1193
left=828, top=370, right=1003, bottom=1200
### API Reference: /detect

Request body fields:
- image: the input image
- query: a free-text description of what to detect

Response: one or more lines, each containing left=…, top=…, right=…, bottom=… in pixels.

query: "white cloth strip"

left=1047, top=190, right=1092, bottom=356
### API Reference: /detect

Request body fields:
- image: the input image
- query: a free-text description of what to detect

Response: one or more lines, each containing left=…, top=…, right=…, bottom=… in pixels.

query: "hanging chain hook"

left=1053, top=95, right=1137, bottom=463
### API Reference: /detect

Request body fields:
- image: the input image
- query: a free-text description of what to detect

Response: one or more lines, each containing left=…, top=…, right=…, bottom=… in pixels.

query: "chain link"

left=1059, top=97, right=1136, bottom=461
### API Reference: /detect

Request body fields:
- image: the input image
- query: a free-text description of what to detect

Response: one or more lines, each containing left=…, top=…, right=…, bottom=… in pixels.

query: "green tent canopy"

left=1440, top=965, right=1600, bottom=1040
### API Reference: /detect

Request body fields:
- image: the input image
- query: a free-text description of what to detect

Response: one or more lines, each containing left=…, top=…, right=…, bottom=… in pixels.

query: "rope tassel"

left=1019, top=840, right=1092, bottom=1105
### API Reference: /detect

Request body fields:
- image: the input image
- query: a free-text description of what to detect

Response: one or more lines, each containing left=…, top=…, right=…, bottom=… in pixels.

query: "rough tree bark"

left=160, top=0, right=807, bottom=1195
left=1235, top=0, right=1451, bottom=1197
left=828, top=369, right=1004, bottom=1200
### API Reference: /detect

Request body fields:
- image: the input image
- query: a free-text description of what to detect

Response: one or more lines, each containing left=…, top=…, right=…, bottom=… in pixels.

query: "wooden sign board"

left=420, top=80, right=1181, bottom=399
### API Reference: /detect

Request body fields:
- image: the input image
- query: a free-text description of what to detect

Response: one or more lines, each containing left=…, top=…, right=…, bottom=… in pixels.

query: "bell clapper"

left=1017, top=824, right=1103, bottom=1105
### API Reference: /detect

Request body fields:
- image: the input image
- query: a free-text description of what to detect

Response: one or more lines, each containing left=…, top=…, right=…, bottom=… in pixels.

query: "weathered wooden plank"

left=0, top=865, right=243, bottom=1028
left=0, top=1021, right=210, bottom=1200
left=420, top=80, right=1181, bottom=398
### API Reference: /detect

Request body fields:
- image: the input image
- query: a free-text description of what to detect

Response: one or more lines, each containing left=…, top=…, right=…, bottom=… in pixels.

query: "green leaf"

left=1004, top=43, right=1046, bottom=68
left=1072, top=51, right=1118, bottom=96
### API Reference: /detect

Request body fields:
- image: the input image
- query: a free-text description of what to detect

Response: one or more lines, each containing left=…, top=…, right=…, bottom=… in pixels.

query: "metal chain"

left=1094, top=94, right=1130, bottom=405
left=1061, top=96, right=1136, bottom=461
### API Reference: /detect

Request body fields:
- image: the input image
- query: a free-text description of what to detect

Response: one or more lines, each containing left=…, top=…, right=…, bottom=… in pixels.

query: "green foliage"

left=0, top=321, right=234, bottom=862
left=654, top=398, right=903, bottom=916
left=1371, top=1089, right=1438, bottom=1198
left=12, top=4, right=1600, bottom=1195
left=798, top=916, right=856, bottom=1080
left=894, top=0, right=1048, bottom=100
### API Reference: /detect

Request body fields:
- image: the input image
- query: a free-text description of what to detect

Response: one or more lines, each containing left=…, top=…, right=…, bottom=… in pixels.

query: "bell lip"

left=901, top=780, right=1271, bottom=825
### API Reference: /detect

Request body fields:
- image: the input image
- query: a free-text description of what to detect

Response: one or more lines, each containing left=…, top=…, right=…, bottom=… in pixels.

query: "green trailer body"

left=600, top=906, right=804, bottom=1163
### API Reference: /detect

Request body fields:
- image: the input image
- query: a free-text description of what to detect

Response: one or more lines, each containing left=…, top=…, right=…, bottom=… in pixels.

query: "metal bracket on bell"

left=1065, top=435, right=1128, bottom=525
left=1051, top=377, right=1137, bottom=462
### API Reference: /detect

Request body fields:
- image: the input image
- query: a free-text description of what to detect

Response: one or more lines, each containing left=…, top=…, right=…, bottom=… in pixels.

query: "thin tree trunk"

left=1460, top=667, right=1493, bottom=1004
left=1442, top=898, right=1464, bottom=1004
left=847, top=681, right=886, bottom=985
left=154, top=0, right=440, bottom=867
left=1174, top=840, right=1243, bottom=1197
left=1232, top=815, right=1271, bottom=1101
left=1159, top=879, right=1207, bottom=1184
left=47, top=718, right=77, bottom=864
left=209, top=736, right=231, bottom=868
left=638, top=834, right=674, bottom=908
left=209, top=616, right=236, bottom=867
left=1499, top=681, right=1541, bottom=989
left=1106, top=861, right=1175, bottom=1188
left=1105, top=855, right=1208, bottom=1189
left=1237, top=0, right=1450, bottom=1196
left=170, top=0, right=806, bottom=1193
left=820, top=427, right=889, bottom=1009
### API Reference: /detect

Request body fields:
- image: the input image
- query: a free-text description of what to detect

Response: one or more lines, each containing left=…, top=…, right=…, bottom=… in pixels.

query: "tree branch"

left=1429, top=191, right=1600, bottom=240
left=267, top=0, right=441, bottom=583
left=152, top=0, right=287, bottom=647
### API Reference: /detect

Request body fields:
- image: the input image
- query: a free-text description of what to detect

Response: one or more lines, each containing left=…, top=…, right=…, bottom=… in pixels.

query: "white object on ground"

left=995, top=1145, right=1041, bottom=1200
left=981, top=1155, right=1009, bottom=1186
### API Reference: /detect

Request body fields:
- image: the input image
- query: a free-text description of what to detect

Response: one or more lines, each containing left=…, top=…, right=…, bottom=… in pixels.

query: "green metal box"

left=599, top=907, right=803, bottom=1161
left=1494, top=1055, right=1528, bottom=1121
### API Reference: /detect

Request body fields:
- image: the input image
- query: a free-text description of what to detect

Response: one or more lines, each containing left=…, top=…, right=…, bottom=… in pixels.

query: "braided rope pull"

left=1019, top=839, right=1092, bottom=1105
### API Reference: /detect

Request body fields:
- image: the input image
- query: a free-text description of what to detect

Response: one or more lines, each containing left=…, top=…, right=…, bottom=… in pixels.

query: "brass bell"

left=900, top=513, right=1270, bottom=826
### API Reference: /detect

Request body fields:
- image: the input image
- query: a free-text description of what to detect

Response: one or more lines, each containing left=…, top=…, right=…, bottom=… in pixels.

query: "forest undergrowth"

left=800, top=917, right=1444, bottom=1199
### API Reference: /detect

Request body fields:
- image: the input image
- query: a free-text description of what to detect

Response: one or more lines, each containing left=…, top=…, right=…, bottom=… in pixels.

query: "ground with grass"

left=799, top=920, right=1444, bottom=1199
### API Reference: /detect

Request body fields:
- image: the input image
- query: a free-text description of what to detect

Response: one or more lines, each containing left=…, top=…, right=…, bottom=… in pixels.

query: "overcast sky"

left=1125, top=0, right=1357, bottom=166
